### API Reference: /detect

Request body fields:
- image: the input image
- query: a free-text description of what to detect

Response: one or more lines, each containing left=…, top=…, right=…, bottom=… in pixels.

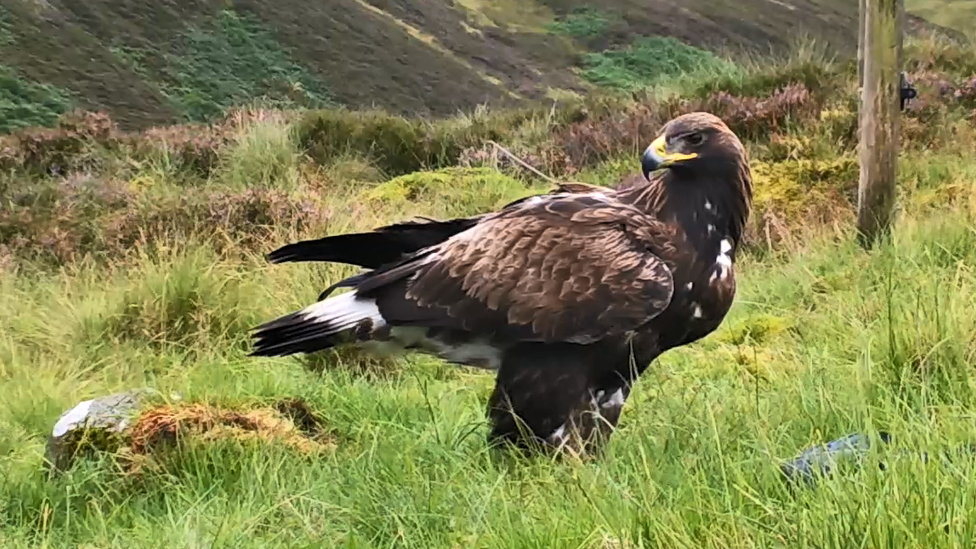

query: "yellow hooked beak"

left=642, top=134, right=699, bottom=179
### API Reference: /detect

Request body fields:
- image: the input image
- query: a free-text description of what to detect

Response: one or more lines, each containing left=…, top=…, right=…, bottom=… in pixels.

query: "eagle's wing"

left=356, top=194, right=677, bottom=344
left=266, top=184, right=611, bottom=268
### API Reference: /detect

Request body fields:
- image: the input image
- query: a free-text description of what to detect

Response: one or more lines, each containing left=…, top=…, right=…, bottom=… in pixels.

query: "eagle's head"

left=640, top=112, right=746, bottom=181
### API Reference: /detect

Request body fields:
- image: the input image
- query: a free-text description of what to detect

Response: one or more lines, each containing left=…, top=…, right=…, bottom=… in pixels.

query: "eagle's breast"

left=649, top=195, right=740, bottom=350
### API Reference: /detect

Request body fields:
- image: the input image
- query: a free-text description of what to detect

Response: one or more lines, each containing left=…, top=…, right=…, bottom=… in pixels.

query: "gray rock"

left=780, top=431, right=976, bottom=490
left=45, top=388, right=175, bottom=472
left=781, top=431, right=891, bottom=488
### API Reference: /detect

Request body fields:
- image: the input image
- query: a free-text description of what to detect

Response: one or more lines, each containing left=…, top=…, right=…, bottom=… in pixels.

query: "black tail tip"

left=245, top=309, right=351, bottom=358
left=265, top=247, right=294, bottom=264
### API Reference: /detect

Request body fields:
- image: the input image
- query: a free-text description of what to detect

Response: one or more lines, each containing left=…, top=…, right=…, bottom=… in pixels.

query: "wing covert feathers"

left=360, top=194, right=677, bottom=344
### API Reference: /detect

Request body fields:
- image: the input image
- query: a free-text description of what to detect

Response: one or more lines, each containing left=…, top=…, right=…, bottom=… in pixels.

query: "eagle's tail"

left=249, top=290, right=385, bottom=357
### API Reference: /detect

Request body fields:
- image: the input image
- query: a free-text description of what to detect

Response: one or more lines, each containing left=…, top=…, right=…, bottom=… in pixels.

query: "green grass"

left=544, top=7, right=621, bottom=39
left=4, top=37, right=976, bottom=547
left=0, top=66, right=73, bottom=133
left=580, top=36, right=740, bottom=91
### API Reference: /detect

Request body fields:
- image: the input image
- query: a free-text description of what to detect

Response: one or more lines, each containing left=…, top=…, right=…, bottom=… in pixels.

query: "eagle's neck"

left=621, top=169, right=752, bottom=257
left=670, top=182, right=749, bottom=256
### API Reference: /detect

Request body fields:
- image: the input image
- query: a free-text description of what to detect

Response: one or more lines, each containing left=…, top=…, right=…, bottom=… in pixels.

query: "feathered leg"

left=485, top=343, right=634, bottom=457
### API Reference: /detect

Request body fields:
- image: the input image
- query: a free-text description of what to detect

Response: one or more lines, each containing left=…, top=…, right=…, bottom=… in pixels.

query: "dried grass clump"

left=122, top=399, right=335, bottom=473
left=100, top=187, right=327, bottom=257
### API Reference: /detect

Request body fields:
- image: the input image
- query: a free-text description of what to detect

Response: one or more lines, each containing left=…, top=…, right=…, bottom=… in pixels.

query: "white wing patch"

left=302, top=291, right=386, bottom=332
left=548, top=423, right=568, bottom=446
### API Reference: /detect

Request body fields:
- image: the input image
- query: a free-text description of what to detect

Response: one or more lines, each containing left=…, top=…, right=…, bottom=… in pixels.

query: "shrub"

left=548, top=83, right=823, bottom=174
left=130, top=123, right=229, bottom=180
left=905, top=34, right=976, bottom=78
left=0, top=176, right=328, bottom=266
left=0, top=110, right=119, bottom=176
left=744, top=156, right=859, bottom=248
left=294, top=105, right=567, bottom=177
left=687, top=56, right=846, bottom=100
left=545, top=7, right=620, bottom=40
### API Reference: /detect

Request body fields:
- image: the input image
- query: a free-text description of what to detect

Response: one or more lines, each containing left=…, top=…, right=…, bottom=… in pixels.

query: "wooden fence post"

left=858, top=0, right=866, bottom=89
left=856, top=0, right=904, bottom=249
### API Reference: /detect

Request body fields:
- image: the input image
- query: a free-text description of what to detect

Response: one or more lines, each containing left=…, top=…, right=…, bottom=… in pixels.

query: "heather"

left=3, top=33, right=976, bottom=547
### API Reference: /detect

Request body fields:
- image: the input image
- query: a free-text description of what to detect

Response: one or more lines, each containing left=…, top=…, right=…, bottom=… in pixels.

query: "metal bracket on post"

left=900, top=72, right=917, bottom=111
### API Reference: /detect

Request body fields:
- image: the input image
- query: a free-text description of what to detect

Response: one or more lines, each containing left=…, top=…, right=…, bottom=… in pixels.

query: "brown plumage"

left=250, top=111, right=752, bottom=456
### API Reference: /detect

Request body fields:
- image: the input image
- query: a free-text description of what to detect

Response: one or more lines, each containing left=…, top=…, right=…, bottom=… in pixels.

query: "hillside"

left=0, top=0, right=966, bottom=132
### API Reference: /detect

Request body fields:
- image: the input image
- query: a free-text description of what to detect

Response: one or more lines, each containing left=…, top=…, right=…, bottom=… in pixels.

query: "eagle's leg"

left=485, top=345, right=632, bottom=457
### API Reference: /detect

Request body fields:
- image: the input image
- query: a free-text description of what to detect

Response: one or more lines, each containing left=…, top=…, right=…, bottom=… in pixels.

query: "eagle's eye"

left=685, top=132, right=704, bottom=146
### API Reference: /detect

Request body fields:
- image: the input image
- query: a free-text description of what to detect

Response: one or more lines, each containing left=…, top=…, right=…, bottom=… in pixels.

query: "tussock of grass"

left=82, top=248, right=262, bottom=352
left=216, top=113, right=302, bottom=189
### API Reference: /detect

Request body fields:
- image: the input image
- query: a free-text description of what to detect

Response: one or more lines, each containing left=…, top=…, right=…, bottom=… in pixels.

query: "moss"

left=716, top=313, right=793, bottom=346
left=364, top=167, right=538, bottom=218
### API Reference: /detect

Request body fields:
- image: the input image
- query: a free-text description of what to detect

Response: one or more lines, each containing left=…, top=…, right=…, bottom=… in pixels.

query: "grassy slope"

left=0, top=0, right=966, bottom=131
left=3, top=34, right=976, bottom=547
left=908, top=0, right=976, bottom=35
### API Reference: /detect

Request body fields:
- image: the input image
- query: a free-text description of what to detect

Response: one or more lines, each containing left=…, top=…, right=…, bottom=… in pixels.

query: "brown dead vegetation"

left=122, top=399, right=335, bottom=473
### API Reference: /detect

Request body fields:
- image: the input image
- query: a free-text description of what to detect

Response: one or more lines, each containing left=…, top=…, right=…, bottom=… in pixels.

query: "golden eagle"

left=250, top=112, right=752, bottom=455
